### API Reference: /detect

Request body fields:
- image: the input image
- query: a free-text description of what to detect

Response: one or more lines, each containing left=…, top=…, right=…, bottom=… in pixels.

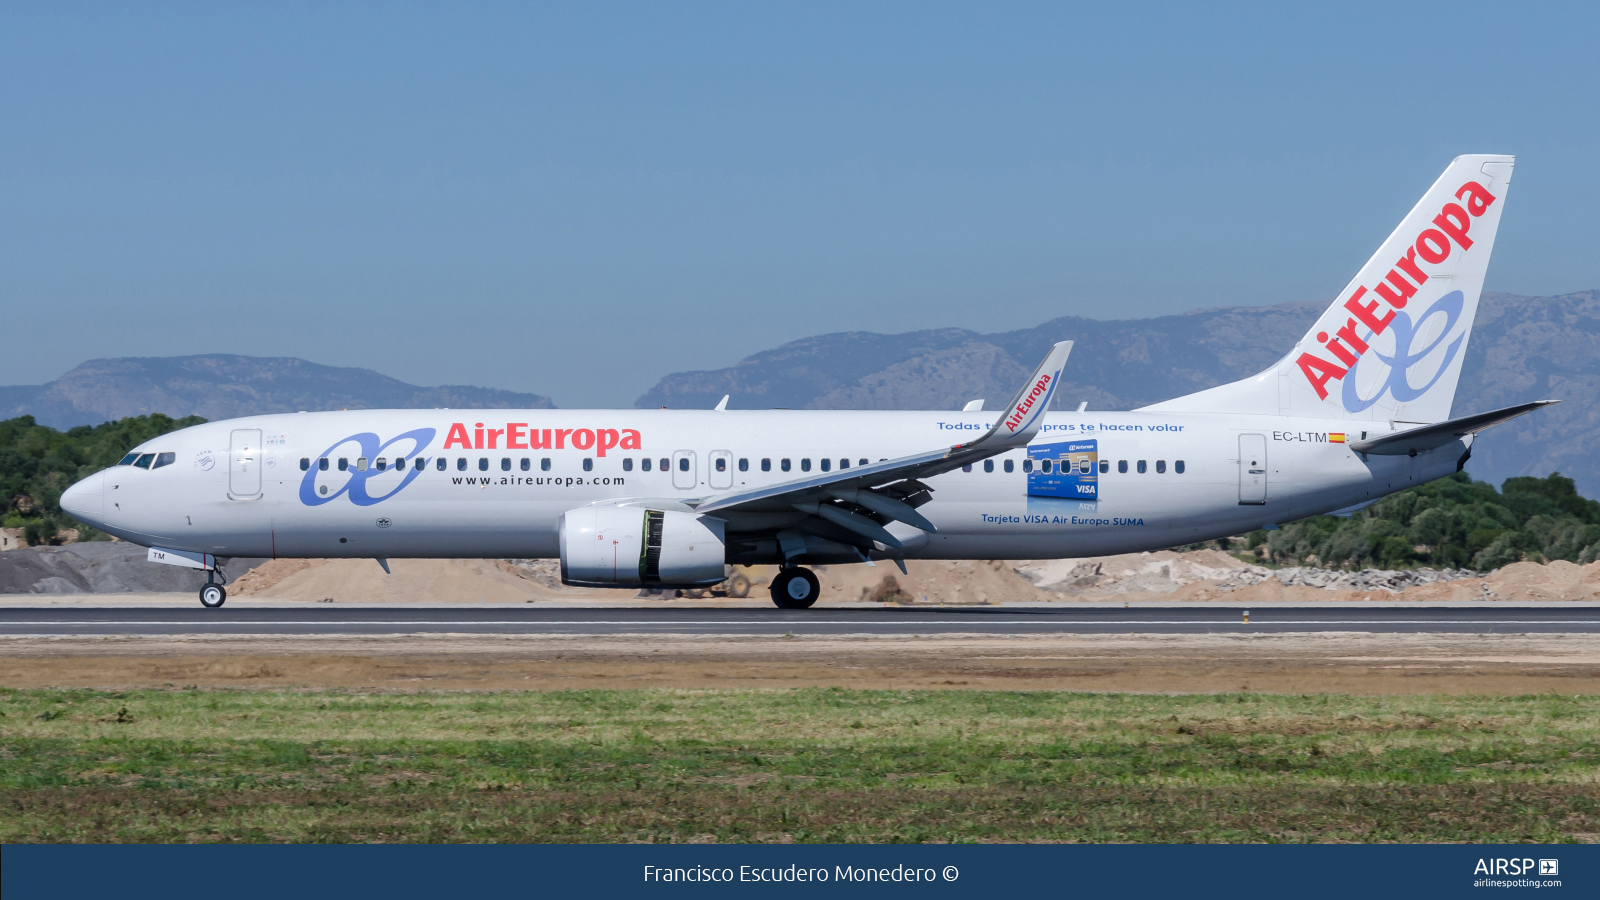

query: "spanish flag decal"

left=1329, top=432, right=1346, bottom=444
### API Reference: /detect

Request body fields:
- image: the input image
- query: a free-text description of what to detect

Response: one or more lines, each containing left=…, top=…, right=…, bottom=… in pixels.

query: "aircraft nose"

left=60, top=471, right=105, bottom=523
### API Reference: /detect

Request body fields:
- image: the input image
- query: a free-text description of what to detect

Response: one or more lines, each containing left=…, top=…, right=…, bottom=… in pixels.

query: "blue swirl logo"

left=298, top=428, right=436, bottom=507
left=1341, top=291, right=1466, bottom=413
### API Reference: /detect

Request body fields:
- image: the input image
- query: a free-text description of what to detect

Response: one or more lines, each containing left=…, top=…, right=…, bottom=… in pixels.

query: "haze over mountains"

left=638, top=290, right=1600, bottom=494
left=3, top=290, right=1594, bottom=494
left=0, top=356, right=553, bottom=428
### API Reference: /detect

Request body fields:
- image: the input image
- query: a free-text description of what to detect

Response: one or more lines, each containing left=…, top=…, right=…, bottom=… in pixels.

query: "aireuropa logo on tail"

left=1297, top=179, right=1497, bottom=408
left=299, top=428, right=435, bottom=507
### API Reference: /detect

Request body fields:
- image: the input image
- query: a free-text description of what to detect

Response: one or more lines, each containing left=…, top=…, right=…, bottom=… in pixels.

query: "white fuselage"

left=62, top=408, right=1466, bottom=563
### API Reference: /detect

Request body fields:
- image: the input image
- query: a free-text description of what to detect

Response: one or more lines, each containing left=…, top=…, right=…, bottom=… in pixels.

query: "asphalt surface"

left=1, top=606, right=1598, bottom=636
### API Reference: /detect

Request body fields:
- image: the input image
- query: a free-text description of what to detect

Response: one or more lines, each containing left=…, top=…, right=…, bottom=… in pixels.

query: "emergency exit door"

left=672, top=450, right=697, bottom=490
left=1238, top=433, right=1267, bottom=505
left=229, top=428, right=263, bottom=499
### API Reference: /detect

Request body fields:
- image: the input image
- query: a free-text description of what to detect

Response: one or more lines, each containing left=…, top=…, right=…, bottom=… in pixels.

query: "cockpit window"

left=117, top=453, right=140, bottom=466
left=151, top=452, right=176, bottom=470
left=133, top=453, right=155, bottom=469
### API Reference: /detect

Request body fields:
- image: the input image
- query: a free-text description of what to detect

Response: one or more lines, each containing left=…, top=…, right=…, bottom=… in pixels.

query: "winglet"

left=956, top=341, right=1072, bottom=453
left=962, top=399, right=985, bottom=412
left=714, top=395, right=730, bottom=411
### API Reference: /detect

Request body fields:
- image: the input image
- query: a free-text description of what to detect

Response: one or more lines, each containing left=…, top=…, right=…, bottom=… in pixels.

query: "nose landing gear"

left=199, top=564, right=228, bottom=608
left=770, top=567, right=820, bottom=609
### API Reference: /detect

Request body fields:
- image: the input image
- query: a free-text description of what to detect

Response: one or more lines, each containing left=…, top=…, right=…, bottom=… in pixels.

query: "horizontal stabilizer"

left=1349, top=400, right=1558, bottom=456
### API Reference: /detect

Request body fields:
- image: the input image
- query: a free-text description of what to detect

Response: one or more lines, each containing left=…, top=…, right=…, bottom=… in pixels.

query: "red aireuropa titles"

left=1297, top=180, right=1497, bottom=400
left=443, top=423, right=643, bottom=457
left=1006, top=373, right=1053, bottom=431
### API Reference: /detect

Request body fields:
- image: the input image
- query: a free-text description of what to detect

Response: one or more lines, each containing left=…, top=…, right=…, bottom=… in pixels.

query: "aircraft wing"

left=1348, top=400, right=1560, bottom=456
left=694, top=341, right=1072, bottom=548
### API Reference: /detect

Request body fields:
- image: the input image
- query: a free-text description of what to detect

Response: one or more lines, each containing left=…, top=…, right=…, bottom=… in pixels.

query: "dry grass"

left=2, top=687, right=1597, bottom=843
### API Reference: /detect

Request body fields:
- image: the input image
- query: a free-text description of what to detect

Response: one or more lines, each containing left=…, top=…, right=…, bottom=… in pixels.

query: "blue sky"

left=3, top=2, right=1596, bottom=407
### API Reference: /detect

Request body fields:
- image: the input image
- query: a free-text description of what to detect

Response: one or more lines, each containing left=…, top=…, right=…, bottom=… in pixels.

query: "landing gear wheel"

left=770, top=567, right=820, bottom=609
left=199, top=583, right=227, bottom=608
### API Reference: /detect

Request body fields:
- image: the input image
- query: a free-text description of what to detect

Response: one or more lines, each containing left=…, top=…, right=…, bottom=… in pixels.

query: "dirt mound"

left=0, top=543, right=267, bottom=594
left=232, top=557, right=625, bottom=604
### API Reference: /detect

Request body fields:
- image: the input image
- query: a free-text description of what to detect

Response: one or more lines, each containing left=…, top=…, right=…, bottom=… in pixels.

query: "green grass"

left=1, top=687, right=1596, bottom=843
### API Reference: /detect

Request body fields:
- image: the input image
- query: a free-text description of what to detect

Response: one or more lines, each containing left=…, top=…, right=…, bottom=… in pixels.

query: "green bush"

left=1239, top=472, right=1600, bottom=572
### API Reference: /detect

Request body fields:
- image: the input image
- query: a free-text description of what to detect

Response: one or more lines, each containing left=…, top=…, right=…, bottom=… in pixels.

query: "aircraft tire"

left=199, top=584, right=227, bottom=608
left=770, top=567, right=820, bottom=609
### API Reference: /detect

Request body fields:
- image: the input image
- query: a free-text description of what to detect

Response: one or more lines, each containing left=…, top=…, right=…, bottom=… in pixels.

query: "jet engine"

left=559, top=504, right=727, bottom=587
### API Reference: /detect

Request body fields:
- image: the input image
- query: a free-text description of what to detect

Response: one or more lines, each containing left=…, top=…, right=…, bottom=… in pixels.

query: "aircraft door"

left=708, top=450, right=733, bottom=490
left=1238, top=433, right=1267, bottom=505
left=229, top=428, right=263, bottom=500
left=672, top=450, right=697, bottom=491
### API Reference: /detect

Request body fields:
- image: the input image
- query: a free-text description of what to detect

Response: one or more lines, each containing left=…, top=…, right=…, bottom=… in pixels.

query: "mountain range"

left=0, top=355, right=554, bottom=428
left=4, top=290, right=1594, bottom=494
left=637, top=290, right=1600, bottom=494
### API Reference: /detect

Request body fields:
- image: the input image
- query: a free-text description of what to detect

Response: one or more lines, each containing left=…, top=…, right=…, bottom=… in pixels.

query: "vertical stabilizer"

left=1143, top=155, right=1513, bottom=422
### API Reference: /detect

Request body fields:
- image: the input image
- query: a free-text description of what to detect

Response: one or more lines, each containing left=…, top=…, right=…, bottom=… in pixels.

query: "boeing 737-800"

left=60, top=154, right=1554, bottom=609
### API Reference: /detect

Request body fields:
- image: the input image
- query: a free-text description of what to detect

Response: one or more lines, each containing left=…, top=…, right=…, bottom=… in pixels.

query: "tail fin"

left=1144, top=154, right=1514, bottom=422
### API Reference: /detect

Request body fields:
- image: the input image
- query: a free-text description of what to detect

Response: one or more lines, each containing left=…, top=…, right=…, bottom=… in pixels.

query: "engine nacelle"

left=559, top=504, right=726, bottom=587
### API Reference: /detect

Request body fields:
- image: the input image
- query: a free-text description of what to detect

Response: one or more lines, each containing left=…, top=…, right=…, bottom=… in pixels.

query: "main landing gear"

left=199, top=566, right=228, bottom=609
left=770, top=567, right=820, bottom=609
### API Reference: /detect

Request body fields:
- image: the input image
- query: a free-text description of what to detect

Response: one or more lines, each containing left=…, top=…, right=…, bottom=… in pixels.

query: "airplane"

left=60, top=154, right=1555, bottom=609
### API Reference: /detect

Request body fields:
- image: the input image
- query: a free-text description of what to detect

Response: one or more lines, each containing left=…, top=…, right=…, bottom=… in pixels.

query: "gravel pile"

left=1215, top=565, right=1481, bottom=593
left=0, top=542, right=268, bottom=594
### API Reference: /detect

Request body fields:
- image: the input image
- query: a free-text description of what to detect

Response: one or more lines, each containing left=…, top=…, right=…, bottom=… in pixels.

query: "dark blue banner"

left=3, top=844, right=1593, bottom=899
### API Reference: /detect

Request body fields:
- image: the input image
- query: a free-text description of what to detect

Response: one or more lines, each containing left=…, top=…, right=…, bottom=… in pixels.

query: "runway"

left=3, top=605, right=1599, bottom=635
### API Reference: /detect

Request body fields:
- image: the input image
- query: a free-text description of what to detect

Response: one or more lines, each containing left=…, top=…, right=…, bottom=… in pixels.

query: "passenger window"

left=117, top=453, right=139, bottom=466
left=1137, top=460, right=1147, bottom=473
left=300, top=458, right=310, bottom=471
left=457, top=458, right=467, bottom=471
left=357, top=458, right=369, bottom=471
left=1156, top=460, right=1166, bottom=474
left=1099, top=460, right=1109, bottom=473
left=678, top=457, right=689, bottom=472
left=1118, top=460, right=1128, bottom=473
left=319, top=458, right=329, bottom=471
left=395, top=457, right=406, bottom=471
left=583, top=458, right=593, bottom=472
left=501, top=458, right=511, bottom=471
left=762, top=458, right=772, bottom=472
left=1004, top=459, right=1014, bottom=473
left=642, top=458, right=652, bottom=471
left=623, top=458, right=633, bottom=471
left=739, top=458, right=749, bottom=472
left=716, top=457, right=727, bottom=472
left=436, top=457, right=446, bottom=471
left=859, top=458, right=869, bottom=467
left=541, top=458, right=551, bottom=471
left=478, top=458, right=488, bottom=471
left=1175, top=460, right=1186, bottom=474
left=521, top=458, right=530, bottom=471
left=820, top=458, right=831, bottom=472
left=839, top=458, right=849, bottom=469
left=1022, top=459, right=1033, bottom=473
left=152, top=452, right=176, bottom=470
left=339, top=458, right=350, bottom=471
left=375, top=459, right=386, bottom=471
left=801, top=458, right=811, bottom=472
left=962, top=464, right=972, bottom=473
left=781, top=459, right=791, bottom=472
left=661, top=458, right=670, bottom=471
left=983, top=460, right=994, bottom=473
left=1042, top=459, right=1053, bottom=474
